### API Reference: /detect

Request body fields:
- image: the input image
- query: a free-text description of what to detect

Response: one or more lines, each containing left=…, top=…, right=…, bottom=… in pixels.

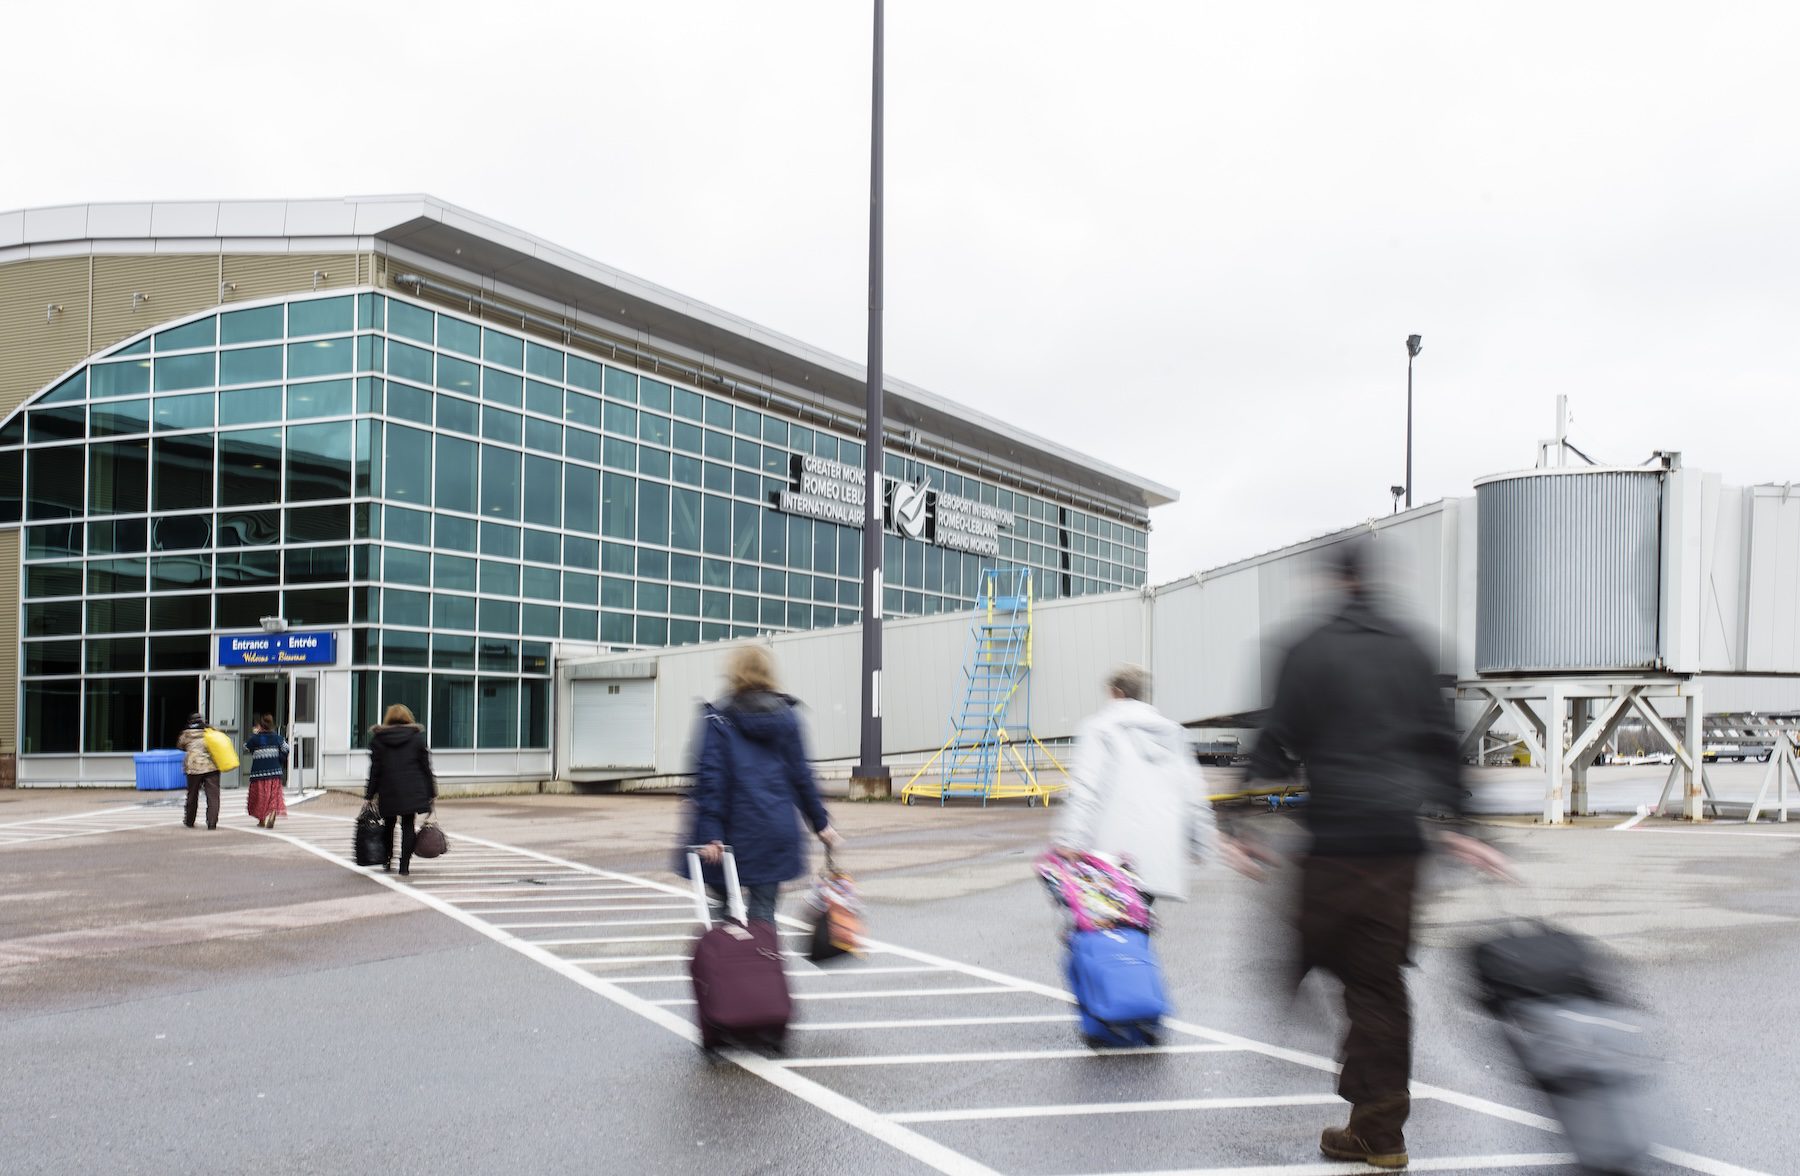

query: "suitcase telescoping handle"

left=686, top=844, right=746, bottom=929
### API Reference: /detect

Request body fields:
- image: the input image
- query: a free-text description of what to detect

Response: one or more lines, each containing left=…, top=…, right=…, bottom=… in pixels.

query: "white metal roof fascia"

left=0, top=196, right=430, bottom=245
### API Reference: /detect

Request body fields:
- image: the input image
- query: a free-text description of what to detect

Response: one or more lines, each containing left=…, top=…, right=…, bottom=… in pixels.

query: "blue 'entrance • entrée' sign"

left=217, top=632, right=338, bottom=667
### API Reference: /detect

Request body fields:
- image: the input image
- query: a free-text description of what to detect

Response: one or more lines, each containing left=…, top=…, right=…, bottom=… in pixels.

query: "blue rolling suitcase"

left=1067, top=927, right=1169, bottom=1047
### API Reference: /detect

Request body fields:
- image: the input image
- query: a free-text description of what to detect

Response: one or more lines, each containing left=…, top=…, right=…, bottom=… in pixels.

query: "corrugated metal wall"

left=1477, top=471, right=1663, bottom=673
left=89, top=255, right=222, bottom=355
left=221, top=253, right=359, bottom=302
left=0, top=257, right=92, bottom=420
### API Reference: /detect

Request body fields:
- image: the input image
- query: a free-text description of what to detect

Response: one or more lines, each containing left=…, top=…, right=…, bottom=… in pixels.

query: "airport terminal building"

left=0, top=196, right=1173, bottom=788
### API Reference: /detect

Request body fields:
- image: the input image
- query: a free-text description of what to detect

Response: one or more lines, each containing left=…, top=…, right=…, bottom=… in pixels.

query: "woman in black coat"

left=364, top=703, right=437, bottom=875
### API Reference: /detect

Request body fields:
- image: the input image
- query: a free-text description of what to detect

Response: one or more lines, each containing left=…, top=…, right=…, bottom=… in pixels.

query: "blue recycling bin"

left=134, top=749, right=187, bottom=791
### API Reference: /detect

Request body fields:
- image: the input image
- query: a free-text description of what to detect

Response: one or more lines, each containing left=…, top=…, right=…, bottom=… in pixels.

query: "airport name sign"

left=777, top=455, right=1014, bottom=557
left=778, top=455, right=867, bottom=526
left=934, top=493, right=1013, bottom=557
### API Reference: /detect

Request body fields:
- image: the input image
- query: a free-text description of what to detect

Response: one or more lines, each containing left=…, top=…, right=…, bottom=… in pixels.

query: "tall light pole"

left=1404, top=334, right=1422, bottom=510
left=851, top=0, right=890, bottom=800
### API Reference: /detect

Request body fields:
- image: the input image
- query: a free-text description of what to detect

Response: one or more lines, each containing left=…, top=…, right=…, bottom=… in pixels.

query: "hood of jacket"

left=1100, top=697, right=1178, bottom=737
left=720, top=690, right=800, bottom=744
left=369, top=723, right=424, bottom=750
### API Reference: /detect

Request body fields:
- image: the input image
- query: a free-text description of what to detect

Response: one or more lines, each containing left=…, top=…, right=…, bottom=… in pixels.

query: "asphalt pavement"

left=2, top=786, right=1795, bottom=1176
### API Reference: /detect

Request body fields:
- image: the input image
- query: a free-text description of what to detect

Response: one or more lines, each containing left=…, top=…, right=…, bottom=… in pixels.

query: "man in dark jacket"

left=365, top=703, right=437, bottom=876
left=1249, top=540, right=1507, bottom=1170
left=690, top=647, right=840, bottom=924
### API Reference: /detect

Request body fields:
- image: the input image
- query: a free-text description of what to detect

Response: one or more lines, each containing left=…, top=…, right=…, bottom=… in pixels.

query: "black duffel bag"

left=354, top=804, right=386, bottom=867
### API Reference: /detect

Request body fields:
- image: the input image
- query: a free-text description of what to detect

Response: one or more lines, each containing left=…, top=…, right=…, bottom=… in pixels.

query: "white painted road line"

left=648, top=985, right=1027, bottom=1007
left=887, top=1093, right=1354, bottom=1123
left=1073, top=1155, right=1579, bottom=1176
left=492, top=918, right=702, bottom=930
left=245, top=817, right=1003, bottom=1176
left=401, top=884, right=647, bottom=896
left=531, top=931, right=808, bottom=946
left=782, top=1043, right=1245, bottom=1068
left=566, top=951, right=815, bottom=966
left=792, top=1014, right=1078, bottom=1032
left=609, top=966, right=948, bottom=984
left=604, top=965, right=950, bottom=979
left=455, top=904, right=696, bottom=917
left=450, top=893, right=683, bottom=905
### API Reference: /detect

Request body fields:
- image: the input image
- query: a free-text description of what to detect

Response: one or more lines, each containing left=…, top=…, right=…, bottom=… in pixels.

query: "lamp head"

left=1390, top=485, right=1406, bottom=500
left=1406, top=334, right=1423, bottom=358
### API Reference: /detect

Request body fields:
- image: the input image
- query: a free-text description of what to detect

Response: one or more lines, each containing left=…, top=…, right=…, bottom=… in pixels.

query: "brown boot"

left=1321, top=1095, right=1409, bottom=1169
left=1320, top=1125, right=1408, bottom=1169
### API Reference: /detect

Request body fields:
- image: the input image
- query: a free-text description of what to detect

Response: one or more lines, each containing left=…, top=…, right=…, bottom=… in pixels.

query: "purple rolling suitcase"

left=687, top=847, right=792, bottom=1051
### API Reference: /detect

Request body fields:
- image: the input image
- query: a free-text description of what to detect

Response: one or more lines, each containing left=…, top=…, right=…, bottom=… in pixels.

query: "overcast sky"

left=5, top=1, right=1795, bottom=583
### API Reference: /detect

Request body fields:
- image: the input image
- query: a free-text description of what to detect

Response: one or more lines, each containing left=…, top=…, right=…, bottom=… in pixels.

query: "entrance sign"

left=217, top=631, right=338, bottom=667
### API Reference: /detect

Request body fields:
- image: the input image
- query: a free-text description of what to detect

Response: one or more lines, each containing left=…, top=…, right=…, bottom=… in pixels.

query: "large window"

left=2, top=289, right=1148, bottom=759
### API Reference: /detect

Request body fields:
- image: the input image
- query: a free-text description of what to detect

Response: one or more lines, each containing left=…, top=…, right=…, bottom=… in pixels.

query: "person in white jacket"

left=1053, top=665, right=1255, bottom=896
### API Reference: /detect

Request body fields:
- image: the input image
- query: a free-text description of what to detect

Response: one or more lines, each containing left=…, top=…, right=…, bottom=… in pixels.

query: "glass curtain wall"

left=0, top=290, right=1148, bottom=758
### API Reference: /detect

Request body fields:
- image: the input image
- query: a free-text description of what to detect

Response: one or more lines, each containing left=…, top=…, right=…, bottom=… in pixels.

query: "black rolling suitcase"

left=1472, top=923, right=1653, bottom=1174
left=686, top=847, right=792, bottom=1052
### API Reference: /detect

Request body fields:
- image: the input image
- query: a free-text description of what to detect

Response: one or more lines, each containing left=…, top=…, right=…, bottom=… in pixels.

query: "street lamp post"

left=1404, top=334, right=1422, bottom=510
left=851, top=0, right=890, bottom=800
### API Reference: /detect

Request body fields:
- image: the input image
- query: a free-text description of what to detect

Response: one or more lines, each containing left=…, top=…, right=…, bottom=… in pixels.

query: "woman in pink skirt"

left=243, top=714, right=290, bottom=828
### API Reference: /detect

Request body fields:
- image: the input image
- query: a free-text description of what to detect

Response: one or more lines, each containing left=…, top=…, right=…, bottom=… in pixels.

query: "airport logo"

left=891, top=480, right=930, bottom=540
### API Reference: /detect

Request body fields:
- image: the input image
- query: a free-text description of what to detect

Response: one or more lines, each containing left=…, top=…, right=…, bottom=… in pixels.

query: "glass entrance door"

left=204, top=673, right=243, bottom=790
left=290, top=673, right=320, bottom=793
left=240, top=674, right=290, bottom=791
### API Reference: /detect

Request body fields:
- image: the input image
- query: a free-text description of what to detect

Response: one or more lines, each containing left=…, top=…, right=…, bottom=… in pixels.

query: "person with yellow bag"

left=176, top=712, right=230, bottom=830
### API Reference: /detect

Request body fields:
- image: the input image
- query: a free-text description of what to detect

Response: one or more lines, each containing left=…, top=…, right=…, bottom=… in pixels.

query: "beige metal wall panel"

left=0, top=257, right=93, bottom=420
left=90, top=255, right=218, bottom=354
left=0, top=528, right=17, bottom=754
left=1744, top=486, right=1800, bottom=672
left=221, top=253, right=358, bottom=302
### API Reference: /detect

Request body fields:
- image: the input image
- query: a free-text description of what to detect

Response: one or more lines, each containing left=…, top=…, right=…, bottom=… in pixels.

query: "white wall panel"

left=1148, top=577, right=1206, bottom=723
left=1195, top=566, right=1264, bottom=720
left=1745, top=486, right=1800, bottom=672
left=552, top=476, right=1799, bottom=783
left=1699, top=482, right=1746, bottom=671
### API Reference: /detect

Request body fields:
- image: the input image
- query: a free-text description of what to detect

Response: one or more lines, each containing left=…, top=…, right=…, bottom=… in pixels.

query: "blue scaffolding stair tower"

left=901, top=568, right=1066, bottom=806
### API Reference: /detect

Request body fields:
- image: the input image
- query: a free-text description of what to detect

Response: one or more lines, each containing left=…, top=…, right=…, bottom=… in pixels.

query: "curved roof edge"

left=0, top=195, right=1177, bottom=513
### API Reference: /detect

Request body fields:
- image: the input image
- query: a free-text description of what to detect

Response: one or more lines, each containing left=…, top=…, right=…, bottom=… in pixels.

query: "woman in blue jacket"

left=688, top=646, right=840, bottom=924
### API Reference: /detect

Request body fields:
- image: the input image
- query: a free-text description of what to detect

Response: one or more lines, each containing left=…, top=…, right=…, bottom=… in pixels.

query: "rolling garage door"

left=569, top=678, right=656, bottom=771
